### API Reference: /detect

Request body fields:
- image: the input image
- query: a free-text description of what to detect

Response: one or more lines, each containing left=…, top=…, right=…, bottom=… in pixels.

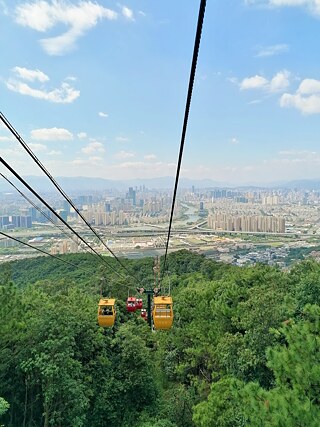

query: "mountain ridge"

left=1, top=175, right=320, bottom=192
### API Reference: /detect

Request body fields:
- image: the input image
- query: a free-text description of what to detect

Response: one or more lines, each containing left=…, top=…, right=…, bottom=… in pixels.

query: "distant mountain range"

left=1, top=175, right=320, bottom=193
left=278, top=179, right=320, bottom=190
left=0, top=176, right=227, bottom=193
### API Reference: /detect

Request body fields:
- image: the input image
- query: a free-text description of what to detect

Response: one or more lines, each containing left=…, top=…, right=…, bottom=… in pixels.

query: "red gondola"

left=126, top=296, right=137, bottom=312
left=141, top=309, right=147, bottom=320
left=136, top=298, right=143, bottom=310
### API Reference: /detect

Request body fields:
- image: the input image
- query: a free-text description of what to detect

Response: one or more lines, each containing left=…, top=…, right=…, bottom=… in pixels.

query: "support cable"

left=0, top=111, right=138, bottom=280
left=0, top=173, right=95, bottom=259
left=0, top=231, right=77, bottom=267
left=161, top=0, right=206, bottom=280
left=0, top=157, right=126, bottom=279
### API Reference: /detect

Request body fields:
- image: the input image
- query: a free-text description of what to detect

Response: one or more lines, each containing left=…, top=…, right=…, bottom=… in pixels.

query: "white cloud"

left=269, top=70, right=291, bottom=92
left=1, top=148, right=25, bottom=158
left=7, top=67, right=79, bottom=104
left=31, top=127, right=73, bottom=140
left=65, top=75, right=77, bottom=81
left=114, top=150, right=135, bottom=159
left=98, top=111, right=108, bottom=118
left=280, top=93, right=320, bottom=113
left=15, top=1, right=118, bottom=55
left=278, top=149, right=316, bottom=156
left=138, top=10, right=146, bottom=17
left=71, top=156, right=103, bottom=166
left=88, top=156, right=103, bottom=163
left=280, top=78, right=320, bottom=114
left=6, top=79, right=80, bottom=103
left=144, top=154, right=157, bottom=160
left=298, top=78, right=320, bottom=94
left=271, top=150, right=320, bottom=167
left=47, top=150, right=62, bottom=155
left=240, top=75, right=269, bottom=90
left=118, top=161, right=176, bottom=171
left=240, top=70, right=291, bottom=93
left=122, top=6, right=134, bottom=20
left=109, top=160, right=177, bottom=179
left=12, top=66, right=49, bottom=82
left=0, top=136, right=12, bottom=142
left=81, top=141, right=105, bottom=154
left=230, top=137, right=239, bottom=144
left=77, top=132, right=87, bottom=139
left=247, top=0, right=320, bottom=16
left=248, top=99, right=262, bottom=104
left=28, top=143, right=47, bottom=152
left=270, top=0, right=320, bottom=15
left=116, top=136, right=129, bottom=142
left=256, top=43, right=289, bottom=57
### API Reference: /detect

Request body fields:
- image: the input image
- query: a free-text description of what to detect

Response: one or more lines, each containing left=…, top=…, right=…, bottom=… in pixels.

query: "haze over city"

left=1, top=0, right=320, bottom=184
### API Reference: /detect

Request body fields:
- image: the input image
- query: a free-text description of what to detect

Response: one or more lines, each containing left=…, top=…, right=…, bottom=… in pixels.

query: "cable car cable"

left=0, top=111, right=139, bottom=281
left=0, top=157, right=125, bottom=279
left=161, top=0, right=207, bottom=281
left=0, top=173, right=96, bottom=259
left=0, top=231, right=77, bottom=267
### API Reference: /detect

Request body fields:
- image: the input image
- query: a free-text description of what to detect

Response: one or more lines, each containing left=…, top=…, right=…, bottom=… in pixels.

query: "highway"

left=1, top=224, right=306, bottom=241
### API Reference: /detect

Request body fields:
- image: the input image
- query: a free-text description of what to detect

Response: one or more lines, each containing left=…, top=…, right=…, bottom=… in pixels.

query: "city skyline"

left=1, top=1, right=320, bottom=184
left=1, top=183, right=319, bottom=267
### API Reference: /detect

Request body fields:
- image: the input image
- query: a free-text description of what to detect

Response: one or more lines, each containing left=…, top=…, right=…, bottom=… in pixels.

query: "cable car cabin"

left=152, top=296, right=173, bottom=330
left=98, top=298, right=116, bottom=327
left=141, top=308, right=147, bottom=320
left=136, top=298, right=143, bottom=310
left=126, top=296, right=137, bottom=312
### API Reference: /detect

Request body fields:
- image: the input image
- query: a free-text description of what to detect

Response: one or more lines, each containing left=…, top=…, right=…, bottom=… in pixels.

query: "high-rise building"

left=69, top=241, right=78, bottom=253
left=119, top=210, right=124, bottom=225
left=20, top=216, right=32, bottom=228
left=0, top=216, right=10, bottom=228
left=11, top=216, right=21, bottom=228
left=207, top=213, right=285, bottom=233
left=102, top=213, right=110, bottom=225
left=128, top=187, right=136, bottom=206
left=60, top=240, right=68, bottom=254
left=111, top=211, right=116, bottom=225
left=63, top=200, right=71, bottom=214
left=51, top=246, right=58, bottom=255
left=94, top=212, right=103, bottom=225
left=28, top=207, right=37, bottom=221
left=58, top=210, right=68, bottom=222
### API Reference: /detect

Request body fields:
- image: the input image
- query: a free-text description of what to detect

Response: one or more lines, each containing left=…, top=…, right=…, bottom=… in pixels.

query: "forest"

left=1, top=250, right=320, bottom=426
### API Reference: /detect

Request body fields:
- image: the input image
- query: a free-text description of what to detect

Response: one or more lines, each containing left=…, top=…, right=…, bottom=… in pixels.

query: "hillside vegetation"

left=1, top=250, right=320, bottom=426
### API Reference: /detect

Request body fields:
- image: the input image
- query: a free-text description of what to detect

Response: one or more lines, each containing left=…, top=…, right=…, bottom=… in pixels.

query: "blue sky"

left=1, top=0, right=320, bottom=185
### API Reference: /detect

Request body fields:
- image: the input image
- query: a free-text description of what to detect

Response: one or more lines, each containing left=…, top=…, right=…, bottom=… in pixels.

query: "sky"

left=1, top=0, right=320, bottom=185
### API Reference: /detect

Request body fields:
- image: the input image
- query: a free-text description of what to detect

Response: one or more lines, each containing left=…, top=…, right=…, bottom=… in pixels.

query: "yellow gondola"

left=152, top=296, right=173, bottom=330
left=98, top=298, right=116, bottom=327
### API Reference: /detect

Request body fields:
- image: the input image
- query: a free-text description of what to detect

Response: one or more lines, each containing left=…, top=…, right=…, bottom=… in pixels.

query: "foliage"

left=1, top=251, right=320, bottom=426
left=193, top=378, right=246, bottom=427
left=0, top=397, right=9, bottom=416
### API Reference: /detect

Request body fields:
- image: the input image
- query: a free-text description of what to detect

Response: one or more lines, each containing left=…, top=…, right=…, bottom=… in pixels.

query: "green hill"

left=1, top=250, right=320, bottom=426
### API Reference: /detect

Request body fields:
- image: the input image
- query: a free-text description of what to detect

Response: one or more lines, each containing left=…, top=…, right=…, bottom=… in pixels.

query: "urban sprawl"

left=1, top=185, right=320, bottom=267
